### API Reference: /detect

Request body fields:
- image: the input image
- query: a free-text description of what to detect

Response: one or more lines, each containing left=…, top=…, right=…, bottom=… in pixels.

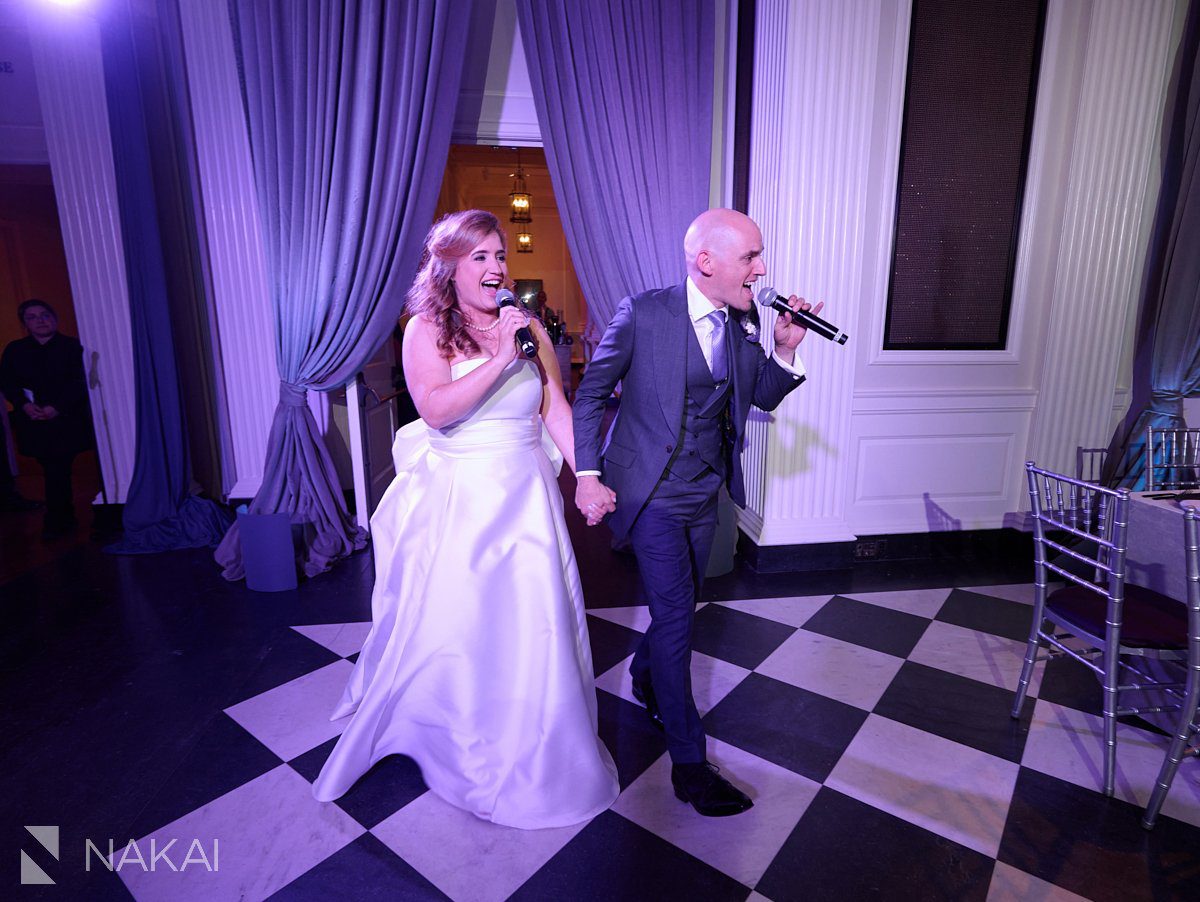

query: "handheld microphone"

left=755, top=286, right=848, bottom=345
left=495, top=288, right=538, bottom=359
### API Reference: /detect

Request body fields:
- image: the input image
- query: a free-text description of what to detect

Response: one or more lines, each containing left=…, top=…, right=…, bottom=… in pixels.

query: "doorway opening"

left=434, top=144, right=589, bottom=396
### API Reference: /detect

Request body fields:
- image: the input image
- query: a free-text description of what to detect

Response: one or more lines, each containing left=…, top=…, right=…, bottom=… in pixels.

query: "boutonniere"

left=738, top=314, right=760, bottom=343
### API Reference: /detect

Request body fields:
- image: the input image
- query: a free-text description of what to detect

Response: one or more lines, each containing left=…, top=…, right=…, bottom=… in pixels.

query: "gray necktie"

left=706, top=310, right=728, bottom=383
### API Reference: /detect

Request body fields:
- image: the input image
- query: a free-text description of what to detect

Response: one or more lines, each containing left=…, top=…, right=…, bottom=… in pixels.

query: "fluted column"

left=740, top=0, right=884, bottom=544
left=176, top=0, right=277, bottom=498
left=27, top=9, right=135, bottom=503
left=1025, top=0, right=1177, bottom=473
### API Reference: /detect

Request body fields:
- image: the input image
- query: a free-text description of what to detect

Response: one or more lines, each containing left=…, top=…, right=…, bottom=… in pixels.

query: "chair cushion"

left=1046, top=583, right=1188, bottom=650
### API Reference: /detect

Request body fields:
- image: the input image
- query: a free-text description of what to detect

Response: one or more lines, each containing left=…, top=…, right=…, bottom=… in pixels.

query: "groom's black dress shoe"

left=671, top=762, right=754, bottom=817
left=631, top=677, right=664, bottom=731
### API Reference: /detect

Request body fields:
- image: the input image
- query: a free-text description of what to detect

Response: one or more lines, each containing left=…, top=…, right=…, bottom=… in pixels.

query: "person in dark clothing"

left=0, top=408, right=39, bottom=512
left=0, top=299, right=95, bottom=539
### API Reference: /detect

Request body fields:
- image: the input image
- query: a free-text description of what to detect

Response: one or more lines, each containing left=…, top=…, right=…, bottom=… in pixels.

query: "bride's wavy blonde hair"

left=406, top=210, right=506, bottom=358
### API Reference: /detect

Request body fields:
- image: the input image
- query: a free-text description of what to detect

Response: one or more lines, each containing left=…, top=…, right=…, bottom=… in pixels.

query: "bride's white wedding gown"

left=311, top=356, right=618, bottom=828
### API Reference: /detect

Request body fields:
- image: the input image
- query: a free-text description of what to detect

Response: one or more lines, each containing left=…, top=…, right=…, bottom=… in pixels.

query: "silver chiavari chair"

left=1012, top=463, right=1190, bottom=797
left=1075, top=446, right=1108, bottom=484
left=1146, top=425, right=1200, bottom=491
left=1142, top=505, right=1200, bottom=829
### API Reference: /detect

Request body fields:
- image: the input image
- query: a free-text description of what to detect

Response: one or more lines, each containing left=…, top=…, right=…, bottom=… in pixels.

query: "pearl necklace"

left=463, top=316, right=500, bottom=333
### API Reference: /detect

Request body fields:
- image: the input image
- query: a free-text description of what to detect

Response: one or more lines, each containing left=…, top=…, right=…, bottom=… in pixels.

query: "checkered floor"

left=114, top=583, right=1200, bottom=901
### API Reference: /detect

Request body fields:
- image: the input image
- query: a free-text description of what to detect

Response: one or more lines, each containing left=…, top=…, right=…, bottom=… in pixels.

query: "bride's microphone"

left=495, top=288, right=538, bottom=358
left=755, top=287, right=848, bottom=345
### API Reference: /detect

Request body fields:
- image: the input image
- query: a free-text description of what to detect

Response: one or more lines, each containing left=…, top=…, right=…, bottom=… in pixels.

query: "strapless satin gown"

left=312, top=357, right=618, bottom=829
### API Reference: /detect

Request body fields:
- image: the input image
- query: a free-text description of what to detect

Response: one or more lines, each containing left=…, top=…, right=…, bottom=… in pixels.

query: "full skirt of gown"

left=311, top=358, right=618, bottom=829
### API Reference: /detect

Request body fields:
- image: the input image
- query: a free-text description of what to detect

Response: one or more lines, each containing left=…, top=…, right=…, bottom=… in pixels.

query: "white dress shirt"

left=576, top=279, right=805, bottom=478
left=684, top=277, right=806, bottom=381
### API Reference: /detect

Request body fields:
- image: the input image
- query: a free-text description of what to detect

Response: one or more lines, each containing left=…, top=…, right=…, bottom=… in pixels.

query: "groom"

left=573, top=208, right=819, bottom=816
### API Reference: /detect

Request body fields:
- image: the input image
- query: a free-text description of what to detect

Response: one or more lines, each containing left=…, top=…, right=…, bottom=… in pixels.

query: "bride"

left=311, top=210, right=619, bottom=828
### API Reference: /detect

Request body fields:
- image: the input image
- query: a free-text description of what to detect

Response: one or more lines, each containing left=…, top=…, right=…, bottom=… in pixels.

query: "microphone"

left=755, top=286, right=848, bottom=345
left=495, top=288, right=538, bottom=359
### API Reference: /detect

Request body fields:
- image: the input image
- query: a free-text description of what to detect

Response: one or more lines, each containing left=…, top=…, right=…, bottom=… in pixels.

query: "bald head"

left=683, top=208, right=766, bottom=310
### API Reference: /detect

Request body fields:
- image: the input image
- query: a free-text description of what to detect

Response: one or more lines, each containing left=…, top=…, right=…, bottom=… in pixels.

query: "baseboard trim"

left=736, top=527, right=1033, bottom=574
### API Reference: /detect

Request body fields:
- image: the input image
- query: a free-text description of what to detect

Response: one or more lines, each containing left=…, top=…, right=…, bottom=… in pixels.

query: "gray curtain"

left=514, top=0, right=715, bottom=327
left=215, top=0, right=474, bottom=579
left=1107, top=0, right=1200, bottom=488
left=102, top=0, right=232, bottom=554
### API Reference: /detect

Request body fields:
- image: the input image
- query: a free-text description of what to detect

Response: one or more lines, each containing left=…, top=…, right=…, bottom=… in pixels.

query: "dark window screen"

left=884, top=0, right=1046, bottom=350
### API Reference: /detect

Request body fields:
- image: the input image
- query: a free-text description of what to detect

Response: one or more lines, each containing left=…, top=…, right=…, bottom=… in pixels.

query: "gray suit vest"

left=666, top=321, right=732, bottom=481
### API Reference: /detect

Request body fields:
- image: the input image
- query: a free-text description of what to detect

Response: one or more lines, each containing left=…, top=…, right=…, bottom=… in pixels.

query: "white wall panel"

left=741, top=0, right=1181, bottom=544
left=742, top=0, right=902, bottom=545
left=851, top=405, right=1032, bottom=533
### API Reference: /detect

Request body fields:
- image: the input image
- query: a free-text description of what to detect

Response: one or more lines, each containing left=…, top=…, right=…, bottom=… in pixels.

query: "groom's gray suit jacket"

left=574, top=282, right=804, bottom=542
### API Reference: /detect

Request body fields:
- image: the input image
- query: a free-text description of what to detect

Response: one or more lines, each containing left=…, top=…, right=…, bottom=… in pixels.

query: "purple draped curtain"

left=214, top=0, right=474, bottom=579
left=102, top=0, right=231, bottom=553
left=513, top=0, right=715, bottom=327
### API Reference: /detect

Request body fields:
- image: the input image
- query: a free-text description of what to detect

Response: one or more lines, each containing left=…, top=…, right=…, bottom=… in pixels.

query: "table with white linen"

left=1123, top=491, right=1198, bottom=724
left=1126, top=491, right=1197, bottom=599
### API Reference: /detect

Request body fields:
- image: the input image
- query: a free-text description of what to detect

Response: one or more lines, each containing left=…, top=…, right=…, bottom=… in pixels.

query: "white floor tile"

left=116, top=765, right=363, bottom=902
left=587, top=605, right=653, bottom=633
left=986, top=861, right=1090, bottom=901
left=756, top=629, right=905, bottom=711
left=595, top=651, right=750, bottom=717
left=371, top=791, right=586, bottom=902
left=1021, top=699, right=1200, bottom=828
left=909, top=620, right=1041, bottom=694
left=717, top=595, right=834, bottom=629
left=224, top=660, right=354, bottom=761
left=961, top=584, right=1038, bottom=606
left=291, top=622, right=371, bottom=657
left=827, top=714, right=1019, bottom=857
left=843, top=587, right=953, bottom=618
left=612, top=738, right=820, bottom=889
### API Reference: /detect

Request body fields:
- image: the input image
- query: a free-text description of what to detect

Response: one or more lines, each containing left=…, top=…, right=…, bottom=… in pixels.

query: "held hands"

left=575, top=475, right=617, bottom=527
left=22, top=402, right=58, bottom=421
left=773, top=295, right=825, bottom=353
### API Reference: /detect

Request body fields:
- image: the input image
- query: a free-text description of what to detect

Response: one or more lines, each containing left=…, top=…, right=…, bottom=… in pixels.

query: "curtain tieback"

left=279, top=382, right=308, bottom=408
left=1149, top=389, right=1184, bottom=417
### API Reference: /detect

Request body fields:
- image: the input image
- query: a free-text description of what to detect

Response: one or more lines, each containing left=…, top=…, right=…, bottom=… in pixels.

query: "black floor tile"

left=127, top=714, right=282, bottom=839
left=704, top=673, right=868, bottom=782
left=2, top=638, right=282, bottom=856
left=873, top=662, right=1035, bottom=763
left=596, top=690, right=669, bottom=790
left=511, top=810, right=749, bottom=902
left=4, top=821, right=136, bottom=901
left=270, top=832, right=447, bottom=901
left=801, top=595, right=931, bottom=658
left=225, top=628, right=343, bottom=706
left=289, top=739, right=428, bottom=829
left=6, top=479, right=1197, bottom=902
left=691, top=603, right=796, bottom=670
left=586, top=615, right=643, bottom=677
left=757, top=787, right=994, bottom=902
left=1035, top=654, right=1105, bottom=717
left=999, top=767, right=1200, bottom=902
left=936, top=588, right=1036, bottom=642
